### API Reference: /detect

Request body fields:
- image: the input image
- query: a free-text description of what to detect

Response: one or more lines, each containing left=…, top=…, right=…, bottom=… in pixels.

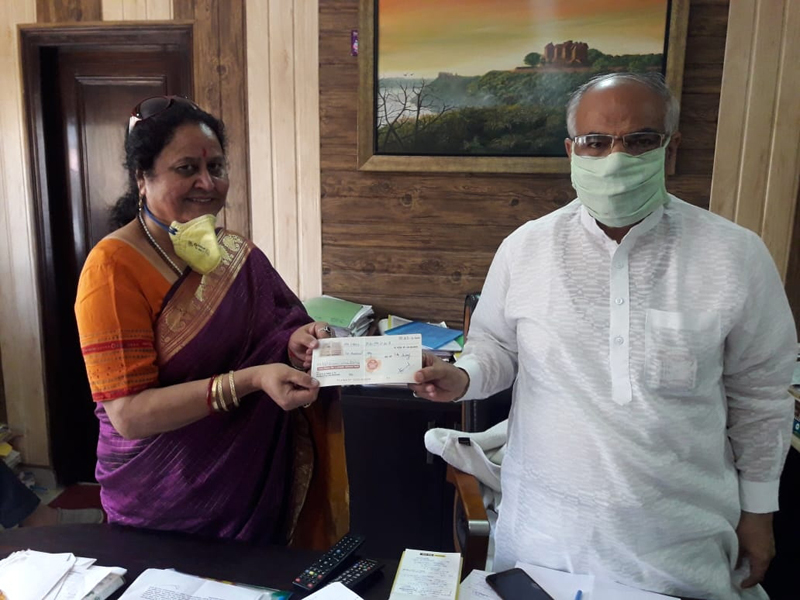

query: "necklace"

left=137, top=209, right=183, bottom=277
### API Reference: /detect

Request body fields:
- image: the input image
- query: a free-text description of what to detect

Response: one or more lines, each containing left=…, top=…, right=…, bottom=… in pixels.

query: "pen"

left=574, top=591, right=583, bottom=600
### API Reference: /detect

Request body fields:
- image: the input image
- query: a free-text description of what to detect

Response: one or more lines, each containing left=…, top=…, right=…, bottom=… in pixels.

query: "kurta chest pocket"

left=644, top=309, right=722, bottom=397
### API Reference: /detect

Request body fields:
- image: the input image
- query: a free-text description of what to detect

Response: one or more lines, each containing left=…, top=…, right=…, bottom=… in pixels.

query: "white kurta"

left=456, top=197, right=796, bottom=600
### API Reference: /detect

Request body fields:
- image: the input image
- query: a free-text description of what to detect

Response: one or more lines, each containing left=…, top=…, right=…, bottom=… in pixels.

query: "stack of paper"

left=303, top=295, right=374, bottom=337
left=0, top=550, right=126, bottom=600
left=118, top=569, right=291, bottom=599
left=0, top=424, right=21, bottom=470
left=379, top=315, right=464, bottom=360
left=389, top=549, right=462, bottom=600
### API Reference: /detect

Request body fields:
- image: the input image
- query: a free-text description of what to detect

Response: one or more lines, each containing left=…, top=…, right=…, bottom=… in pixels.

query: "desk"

left=0, top=524, right=398, bottom=599
left=341, top=386, right=461, bottom=559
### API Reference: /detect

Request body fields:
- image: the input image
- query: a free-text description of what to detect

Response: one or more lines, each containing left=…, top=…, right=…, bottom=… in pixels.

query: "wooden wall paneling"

left=124, top=0, right=147, bottom=19
left=709, top=1, right=757, bottom=221
left=103, top=1, right=172, bottom=23
left=101, top=0, right=124, bottom=20
left=710, top=0, right=800, bottom=279
left=734, top=2, right=783, bottom=233
left=145, top=0, right=172, bottom=19
left=319, top=0, right=729, bottom=326
left=172, top=0, right=194, bottom=19
left=760, top=1, right=800, bottom=275
left=0, top=0, right=49, bottom=465
left=245, top=0, right=276, bottom=261
left=218, top=0, right=249, bottom=236
left=269, top=0, right=300, bottom=290
left=295, top=0, right=322, bottom=299
left=37, top=0, right=101, bottom=22
left=174, top=0, right=250, bottom=237
left=191, top=0, right=221, bottom=130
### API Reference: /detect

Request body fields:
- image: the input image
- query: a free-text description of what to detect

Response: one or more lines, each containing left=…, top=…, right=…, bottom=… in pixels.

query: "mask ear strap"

left=141, top=199, right=177, bottom=234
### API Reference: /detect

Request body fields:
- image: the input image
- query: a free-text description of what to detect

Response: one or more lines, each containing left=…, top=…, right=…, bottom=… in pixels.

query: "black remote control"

left=292, top=533, right=366, bottom=592
left=329, top=558, right=384, bottom=590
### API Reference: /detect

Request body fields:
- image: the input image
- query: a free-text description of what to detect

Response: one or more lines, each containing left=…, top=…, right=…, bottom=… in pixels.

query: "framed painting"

left=358, top=0, right=689, bottom=174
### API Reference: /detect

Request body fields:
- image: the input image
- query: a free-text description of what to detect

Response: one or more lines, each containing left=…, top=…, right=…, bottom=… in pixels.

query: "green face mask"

left=570, top=143, right=670, bottom=228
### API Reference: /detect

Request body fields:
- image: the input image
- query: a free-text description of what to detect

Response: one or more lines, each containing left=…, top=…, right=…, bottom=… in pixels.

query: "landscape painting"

left=370, top=0, right=680, bottom=163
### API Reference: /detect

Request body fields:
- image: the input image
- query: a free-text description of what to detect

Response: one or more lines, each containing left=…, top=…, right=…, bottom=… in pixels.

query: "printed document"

left=458, top=569, right=500, bottom=600
left=119, top=568, right=271, bottom=600
left=311, top=335, right=422, bottom=387
left=389, top=549, right=462, bottom=600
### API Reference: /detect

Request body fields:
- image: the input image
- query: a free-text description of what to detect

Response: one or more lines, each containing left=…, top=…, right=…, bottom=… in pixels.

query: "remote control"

left=329, top=558, right=383, bottom=590
left=292, top=533, right=366, bottom=592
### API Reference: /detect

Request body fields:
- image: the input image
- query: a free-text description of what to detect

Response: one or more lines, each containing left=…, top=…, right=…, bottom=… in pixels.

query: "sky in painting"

left=378, top=0, right=669, bottom=78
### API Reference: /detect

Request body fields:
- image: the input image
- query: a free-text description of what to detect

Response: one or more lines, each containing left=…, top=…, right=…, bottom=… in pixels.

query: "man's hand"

left=409, top=352, right=470, bottom=402
left=736, top=511, right=775, bottom=588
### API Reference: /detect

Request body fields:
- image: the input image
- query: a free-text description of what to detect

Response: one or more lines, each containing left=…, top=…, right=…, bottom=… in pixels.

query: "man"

left=411, top=73, right=796, bottom=599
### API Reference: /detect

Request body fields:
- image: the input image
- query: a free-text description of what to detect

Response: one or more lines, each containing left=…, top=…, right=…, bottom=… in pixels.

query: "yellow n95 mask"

left=143, top=204, right=222, bottom=274
left=570, top=144, right=670, bottom=228
left=169, top=214, right=222, bottom=275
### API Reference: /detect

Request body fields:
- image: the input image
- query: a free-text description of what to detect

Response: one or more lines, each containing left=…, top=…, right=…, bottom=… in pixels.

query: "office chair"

left=448, top=293, right=512, bottom=577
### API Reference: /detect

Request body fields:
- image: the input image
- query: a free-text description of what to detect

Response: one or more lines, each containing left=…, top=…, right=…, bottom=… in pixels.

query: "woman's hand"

left=288, top=321, right=334, bottom=370
left=408, top=352, right=470, bottom=402
left=256, top=363, right=321, bottom=410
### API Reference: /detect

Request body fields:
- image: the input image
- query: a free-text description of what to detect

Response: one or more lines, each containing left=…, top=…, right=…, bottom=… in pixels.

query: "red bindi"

left=202, top=148, right=207, bottom=158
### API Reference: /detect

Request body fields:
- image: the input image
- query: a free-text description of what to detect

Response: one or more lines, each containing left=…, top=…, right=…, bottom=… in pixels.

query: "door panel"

left=43, top=44, right=191, bottom=484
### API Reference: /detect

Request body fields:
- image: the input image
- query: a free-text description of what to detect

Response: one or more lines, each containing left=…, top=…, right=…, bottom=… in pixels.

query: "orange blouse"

left=75, top=239, right=171, bottom=402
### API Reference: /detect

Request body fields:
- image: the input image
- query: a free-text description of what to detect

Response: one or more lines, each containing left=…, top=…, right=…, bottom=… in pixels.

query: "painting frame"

left=357, top=0, right=690, bottom=174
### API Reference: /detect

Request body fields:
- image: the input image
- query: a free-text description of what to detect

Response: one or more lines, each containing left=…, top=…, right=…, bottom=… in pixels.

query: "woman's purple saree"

left=94, top=233, right=349, bottom=547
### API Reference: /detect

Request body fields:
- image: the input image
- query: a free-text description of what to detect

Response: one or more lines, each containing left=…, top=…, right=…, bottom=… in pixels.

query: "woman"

left=74, top=96, right=347, bottom=547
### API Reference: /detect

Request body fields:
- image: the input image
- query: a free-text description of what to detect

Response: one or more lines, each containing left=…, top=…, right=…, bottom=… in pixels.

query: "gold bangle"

left=214, top=375, right=228, bottom=412
left=228, top=371, right=240, bottom=407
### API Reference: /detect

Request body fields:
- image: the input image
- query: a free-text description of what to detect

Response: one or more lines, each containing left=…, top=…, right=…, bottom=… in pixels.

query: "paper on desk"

left=458, top=569, right=500, bottom=600
left=305, top=581, right=365, bottom=599
left=515, top=562, right=678, bottom=600
left=311, top=335, right=422, bottom=387
left=50, top=564, right=127, bottom=600
left=0, top=550, right=75, bottom=600
left=389, top=549, right=462, bottom=600
left=119, top=568, right=266, bottom=600
left=592, top=578, right=678, bottom=599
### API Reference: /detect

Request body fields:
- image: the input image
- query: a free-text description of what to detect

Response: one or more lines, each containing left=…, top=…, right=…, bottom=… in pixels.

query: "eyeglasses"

left=571, top=132, right=667, bottom=157
left=128, top=95, right=199, bottom=133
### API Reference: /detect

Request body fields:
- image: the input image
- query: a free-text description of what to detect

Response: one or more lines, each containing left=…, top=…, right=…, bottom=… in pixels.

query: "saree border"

left=155, top=232, right=251, bottom=365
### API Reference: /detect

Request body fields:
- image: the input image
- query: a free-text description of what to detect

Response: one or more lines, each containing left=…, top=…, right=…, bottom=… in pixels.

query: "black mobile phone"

left=485, top=568, right=555, bottom=600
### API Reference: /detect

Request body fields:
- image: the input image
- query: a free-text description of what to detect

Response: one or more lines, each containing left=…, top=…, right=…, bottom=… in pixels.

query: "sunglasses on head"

left=128, top=95, right=200, bottom=133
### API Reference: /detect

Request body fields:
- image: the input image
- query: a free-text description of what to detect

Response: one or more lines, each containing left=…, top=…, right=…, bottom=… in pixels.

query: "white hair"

left=565, top=72, right=680, bottom=137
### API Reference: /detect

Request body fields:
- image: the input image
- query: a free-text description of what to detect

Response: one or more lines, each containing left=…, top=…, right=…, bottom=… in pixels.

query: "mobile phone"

left=485, top=568, right=555, bottom=600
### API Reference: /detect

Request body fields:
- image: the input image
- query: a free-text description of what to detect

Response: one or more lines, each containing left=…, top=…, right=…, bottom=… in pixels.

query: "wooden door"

left=22, top=25, right=193, bottom=484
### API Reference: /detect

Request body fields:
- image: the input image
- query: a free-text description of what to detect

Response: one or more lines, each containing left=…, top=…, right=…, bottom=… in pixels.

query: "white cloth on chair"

left=424, top=420, right=508, bottom=570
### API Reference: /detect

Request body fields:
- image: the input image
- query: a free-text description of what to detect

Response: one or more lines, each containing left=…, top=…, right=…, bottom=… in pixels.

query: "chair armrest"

left=446, top=464, right=490, bottom=536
